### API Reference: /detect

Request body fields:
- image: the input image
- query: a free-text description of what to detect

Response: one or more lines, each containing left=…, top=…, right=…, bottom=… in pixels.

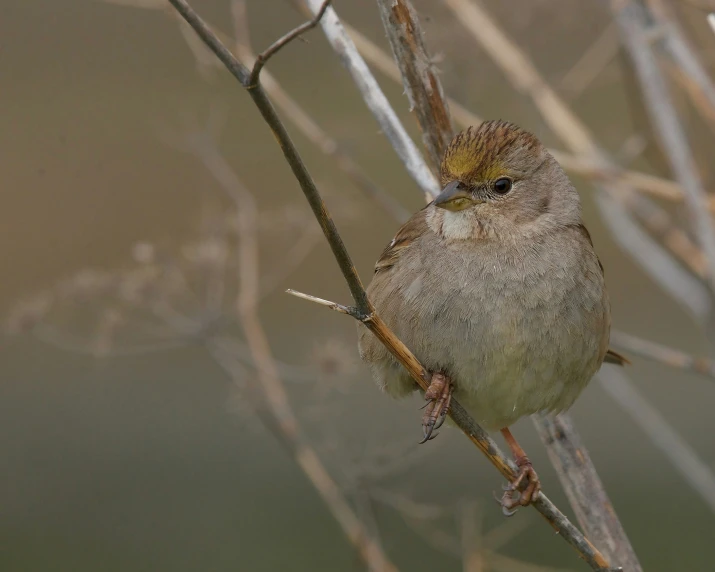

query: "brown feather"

left=604, top=349, right=630, bottom=366
left=374, top=208, right=428, bottom=274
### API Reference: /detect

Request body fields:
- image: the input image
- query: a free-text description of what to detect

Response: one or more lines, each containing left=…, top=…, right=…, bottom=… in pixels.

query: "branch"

left=612, top=0, right=715, bottom=294
left=338, top=19, right=713, bottom=308
left=611, top=330, right=715, bottom=379
left=167, top=1, right=616, bottom=569
left=532, top=413, right=637, bottom=569
left=247, top=0, right=331, bottom=86
left=232, top=0, right=410, bottom=223
left=167, top=0, right=370, bottom=313
left=342, top=20, right=715, bottom=212
left=375, top=0, right=454, bottom=168
left=298, top=0, right=440, bottom=200
left=643, top=0, right=715, bottom=133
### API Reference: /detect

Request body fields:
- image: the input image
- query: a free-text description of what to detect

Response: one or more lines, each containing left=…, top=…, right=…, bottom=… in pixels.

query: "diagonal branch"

left=232, top=0, right=410, bottom=223
left=375, top=0, right=454, bottom=168
left=166, top=0, right=371, bottom=313
left=167, top=1, right=615, bottom=569
left=299, top=0, right=440, bottom=200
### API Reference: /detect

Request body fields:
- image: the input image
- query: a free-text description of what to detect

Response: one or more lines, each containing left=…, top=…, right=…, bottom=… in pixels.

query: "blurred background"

left=2, top=0, right=715, bottom=570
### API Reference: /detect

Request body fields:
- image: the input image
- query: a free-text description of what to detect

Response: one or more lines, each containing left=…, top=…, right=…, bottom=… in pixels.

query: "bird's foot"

left=419, top=372, right=453, bottom=443
left=499, top=456, right=541, bottom=516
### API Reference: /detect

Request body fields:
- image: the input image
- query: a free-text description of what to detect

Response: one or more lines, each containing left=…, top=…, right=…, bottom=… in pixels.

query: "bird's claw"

left=419, top=372, right=452, bottom=444
left=498, top=457, right=541, bottom=516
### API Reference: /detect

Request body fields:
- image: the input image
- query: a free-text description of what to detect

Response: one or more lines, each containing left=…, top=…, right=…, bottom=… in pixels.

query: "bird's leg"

left=419, top=371, right=453, bottom=443
left=499, top=427, right=541, bottom=516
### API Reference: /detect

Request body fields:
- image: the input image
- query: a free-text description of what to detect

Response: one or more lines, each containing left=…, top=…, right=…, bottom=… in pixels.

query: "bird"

left=357, top=120, right=626, bottom=514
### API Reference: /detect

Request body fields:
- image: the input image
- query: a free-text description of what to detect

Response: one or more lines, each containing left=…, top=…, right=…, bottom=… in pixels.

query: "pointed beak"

left=434, top=181, right=476, bottom=211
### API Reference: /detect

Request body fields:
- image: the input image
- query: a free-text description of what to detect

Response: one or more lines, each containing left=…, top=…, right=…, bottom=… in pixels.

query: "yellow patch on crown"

left=442, top=147, right=506, bottom=182
left=441, top=120, right=538, bottom=184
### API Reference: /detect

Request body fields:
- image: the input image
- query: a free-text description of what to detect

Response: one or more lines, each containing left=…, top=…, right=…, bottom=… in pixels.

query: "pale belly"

left=359, top=238, right=608, bottom=431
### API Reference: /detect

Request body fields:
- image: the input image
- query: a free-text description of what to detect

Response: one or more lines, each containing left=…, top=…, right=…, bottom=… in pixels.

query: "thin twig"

left=286, top=288, right=356, bottom=315
left=595, top=191, right=711, bottom=317
left=167, top=1, right=617, bottom=568
left=248, top=0, right=331, bottom=86
left=611, top=330, right=715, bottom=379
left=168, top=0, right=371, bottom=311
left=173, top=100, right=396, bottom=569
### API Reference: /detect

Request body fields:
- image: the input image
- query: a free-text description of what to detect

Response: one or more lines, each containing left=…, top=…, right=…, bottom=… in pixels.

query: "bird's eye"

left=493, top=178, right=512, bottom=194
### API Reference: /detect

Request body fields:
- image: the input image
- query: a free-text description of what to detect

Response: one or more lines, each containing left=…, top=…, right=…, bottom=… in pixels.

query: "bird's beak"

left=434, top=181, right=477, bottom=211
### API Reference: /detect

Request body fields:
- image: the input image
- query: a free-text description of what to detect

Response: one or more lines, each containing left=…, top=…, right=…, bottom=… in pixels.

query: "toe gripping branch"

left=420, top=372, right=453, bottom=443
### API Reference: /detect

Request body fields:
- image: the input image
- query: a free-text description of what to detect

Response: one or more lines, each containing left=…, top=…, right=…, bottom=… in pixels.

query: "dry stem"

left=375, top=0, right=454, bottom=168
left=611, top=330, right=715, bottom=379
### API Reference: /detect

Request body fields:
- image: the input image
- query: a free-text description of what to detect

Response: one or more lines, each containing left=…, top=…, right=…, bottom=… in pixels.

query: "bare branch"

left=232, top=0, right=410, bottom=223
left=644, top=0, right=715, bottom=130
left=167, top=0, right=371, bottom=312
left=296, top=0, right=440, bottom=199
left=199, top=154, right=397, bottom=570
left=611, top=330, right=715, bottom=379
left=612, top=0, right=715, bottom=293
left=375, top=0, right=454, bottom=168
left=286, top=289, right=357, bottom=316
left=248, top=0, right=331, bottom=87
left=532, top=413, right=638, bottom=569
left=342, top=18, right=715, bottom=212
left=595, top=191, right=711, bottom=317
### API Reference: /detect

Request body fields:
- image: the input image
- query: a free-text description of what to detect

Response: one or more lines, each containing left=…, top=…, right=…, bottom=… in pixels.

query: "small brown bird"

left=358, top=121, right=626, bottom=513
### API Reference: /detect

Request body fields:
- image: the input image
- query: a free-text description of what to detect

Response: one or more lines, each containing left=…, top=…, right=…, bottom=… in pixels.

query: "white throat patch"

left=439, top=210, right=476, bottom=240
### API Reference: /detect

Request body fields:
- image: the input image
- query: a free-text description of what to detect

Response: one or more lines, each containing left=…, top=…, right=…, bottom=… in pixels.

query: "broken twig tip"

left=285, top=289, right=353, bottom=315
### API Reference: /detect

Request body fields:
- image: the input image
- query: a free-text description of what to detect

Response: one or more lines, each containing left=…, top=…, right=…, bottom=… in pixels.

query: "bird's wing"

left=569, top=224, right=630, bottom=366
left=374, top=207, right=429, bottom=275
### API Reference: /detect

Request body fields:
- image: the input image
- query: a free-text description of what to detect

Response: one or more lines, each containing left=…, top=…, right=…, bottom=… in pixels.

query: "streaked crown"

left=440, top=120, right=542, bottom=185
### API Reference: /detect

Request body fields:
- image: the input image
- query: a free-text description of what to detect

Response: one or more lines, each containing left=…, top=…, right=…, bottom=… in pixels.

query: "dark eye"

left=493, top=178, right=512, bottom=194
